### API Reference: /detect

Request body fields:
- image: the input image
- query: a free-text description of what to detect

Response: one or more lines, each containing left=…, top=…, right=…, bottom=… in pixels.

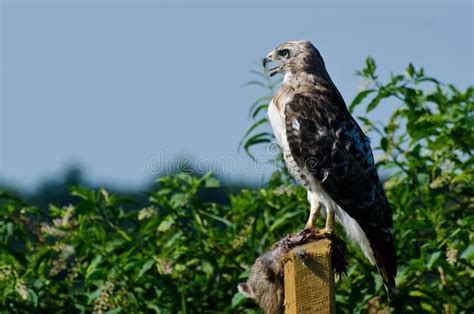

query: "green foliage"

left=240, top=62, right=281, bottom=161
left=0, top=174, right=308, bottom=313
left=345, top=58, right=473, bottom=313
left=1, top=59, right=473, bottom=313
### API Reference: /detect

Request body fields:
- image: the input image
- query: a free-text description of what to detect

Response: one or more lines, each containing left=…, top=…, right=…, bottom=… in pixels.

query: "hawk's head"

left=263, top=40, right=326, bottom=77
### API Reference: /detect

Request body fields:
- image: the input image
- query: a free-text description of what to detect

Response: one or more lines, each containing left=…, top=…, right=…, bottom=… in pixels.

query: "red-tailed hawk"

left=263, top=40, right=397, bottom=299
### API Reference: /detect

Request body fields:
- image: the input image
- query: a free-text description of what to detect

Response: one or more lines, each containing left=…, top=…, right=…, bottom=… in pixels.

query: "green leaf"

left=231, top=292, right=247, bottom=309
left=248, top=96, right=271, bottom=116
left=198, top=210, right=232, bottom=227
left=86, top=255, right=103, bottom=279
left=242, top=132, right=273, bottom=159
left=349, top=89, right=375, bottom=113
left=427, top=251, right=441, bottom=269
left=138, top=259, right=155, bottom=278
left=204, top=177, right=221, bottom=188
left=357, top=56, right=377, bottom=79
left=269, top=210, right=301, bottom=232
left=406, top=63, right=415, bottom=77
left=460, top=244, right=474, bottom=261
left=170, top=193, right=188, bottom=208
left=71, top=186, right=96, bottom=201
left=366, top=92, right=386, bottom=113
left=251, top=103, right=269, bottom=119
left=240, top=117, right=269, bottom=144
left=157, top=217, right=174, bottom=232
left=244, top=80, right=265, bottom=87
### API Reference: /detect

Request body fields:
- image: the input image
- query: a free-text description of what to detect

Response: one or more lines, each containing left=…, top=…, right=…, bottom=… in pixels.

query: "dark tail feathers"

left=360, top=223, right=397, bottom=303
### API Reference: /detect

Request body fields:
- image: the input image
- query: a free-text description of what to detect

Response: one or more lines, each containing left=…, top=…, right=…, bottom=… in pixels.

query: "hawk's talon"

left=315, top=227, right=334, bottom=237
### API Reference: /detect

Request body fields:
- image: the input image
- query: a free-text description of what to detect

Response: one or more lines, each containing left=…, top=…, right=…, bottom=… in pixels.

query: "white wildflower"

left=231, top=217, right=254, bottom=250
left=53, top=205, right=76, bottom=228
left=100, top=189, right=110, bottom=202
left=274, top=185, right=296, bottom=197
left=163, top=261, right=173, bottom=275
left=41, top=223, right=66, bottom=238
left=15, top=279, right=28, bottom=300
left=54, top=243, right=75, bottom=255
left=446, top=247, right=458, bottom=266
left=384, top=175, right=403, bottom=190
left=94, top=279, right=115, bottom=314
left=430, top=161, right=454, bottom=189
left=0, top=265, right=14, bottom=281
left=358, top=78, right=375, bottom=91
left=50, top=259, right=67, bottom=276
left=67, top=261, right=80, bottom=281
left=61, top=205, right=75, bottom=227
left=1, top=266, right=28, bottom=300
left=52, top=218, right=63, bottom=228
left=138, top=206, right=157, bottom=220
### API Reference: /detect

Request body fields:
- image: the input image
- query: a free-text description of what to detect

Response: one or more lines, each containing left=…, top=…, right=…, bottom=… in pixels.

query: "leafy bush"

left=0, top=173, right=308, bottom=313
left=338, top=59, right=473, bottom=313
left=1, top=59, right=472, bottom=313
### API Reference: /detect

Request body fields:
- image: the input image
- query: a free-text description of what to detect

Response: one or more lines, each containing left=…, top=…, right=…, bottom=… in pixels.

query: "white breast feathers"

left=267, top=100, right=285, bottom=146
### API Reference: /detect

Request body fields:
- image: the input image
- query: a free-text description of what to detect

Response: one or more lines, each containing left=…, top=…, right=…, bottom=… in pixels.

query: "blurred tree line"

left=0, top=162, right=253, bottom=211
left=0, top=59, right=472, bottom=313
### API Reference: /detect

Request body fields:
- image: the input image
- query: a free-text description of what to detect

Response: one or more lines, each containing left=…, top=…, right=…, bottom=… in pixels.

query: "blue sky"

left=1, top=0, right=473, bottom=190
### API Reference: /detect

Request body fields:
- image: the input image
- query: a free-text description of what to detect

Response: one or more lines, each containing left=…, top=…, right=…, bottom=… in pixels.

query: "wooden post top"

left=283, top=238, right=335, bottom=314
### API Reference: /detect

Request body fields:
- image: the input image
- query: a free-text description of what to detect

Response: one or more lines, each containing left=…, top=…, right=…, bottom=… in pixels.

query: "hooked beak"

left=263, top=50, right=282, bottom=77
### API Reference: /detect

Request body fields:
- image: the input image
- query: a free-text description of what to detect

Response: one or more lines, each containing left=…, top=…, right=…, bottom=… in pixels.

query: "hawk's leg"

left=305, top=191, right=321, bottom=229
left=316, top=204, right=335, bottom=235
left=325, top=206, right=335, bottom=233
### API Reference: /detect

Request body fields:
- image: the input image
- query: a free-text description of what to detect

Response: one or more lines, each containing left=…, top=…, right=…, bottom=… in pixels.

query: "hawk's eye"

left=279, top=49, right=290, bottom=58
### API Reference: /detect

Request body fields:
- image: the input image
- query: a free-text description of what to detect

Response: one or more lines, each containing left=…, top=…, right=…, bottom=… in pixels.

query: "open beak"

left=263, top=50, right=282, bottom=77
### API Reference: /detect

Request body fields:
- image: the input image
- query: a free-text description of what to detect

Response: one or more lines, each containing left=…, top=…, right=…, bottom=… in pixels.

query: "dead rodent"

left=238, top=230, right=347, bottom=314
left=238, top=238, right=287, bottom=314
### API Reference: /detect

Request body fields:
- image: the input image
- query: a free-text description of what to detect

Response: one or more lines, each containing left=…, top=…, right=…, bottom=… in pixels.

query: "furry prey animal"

left=238, top=231, right=347, bottom=313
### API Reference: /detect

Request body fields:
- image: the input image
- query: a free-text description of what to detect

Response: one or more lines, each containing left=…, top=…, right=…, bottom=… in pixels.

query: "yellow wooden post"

left=283, top=239, right=335, bottom=314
